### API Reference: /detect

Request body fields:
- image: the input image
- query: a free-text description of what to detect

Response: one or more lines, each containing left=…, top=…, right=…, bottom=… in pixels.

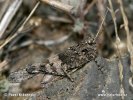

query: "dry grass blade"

left=108, top=0, right=125, bottom=99
left=0, top=0, right=10, bottom=21
left=40, top=0, right=73, bottom=13
left=129, top=77, right=133, bottom=88
left=9, top=34, right=71, bottom=52
left=0, top=60, right=9, bottom=72
left=18, top=1, right=40, bottom=32
left=83, top=0, right=97, bottom=16
left=117, top=0, right=133, bottom=89
left=0, top=1, right=40, bottom=50
left=97, top=0, right=106, bottom=21
left=117, top=0, right=133, bottom=54
left=107, top=1, right=120, bottom=42
left=0, top=0, right=22, bottom=39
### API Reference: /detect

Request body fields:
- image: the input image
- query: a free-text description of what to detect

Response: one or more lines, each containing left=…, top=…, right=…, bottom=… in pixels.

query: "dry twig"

left=40, top=0, right=73, bottom=13
left=83, top=0, right=97, bottom=16
left=0, top=0, right=22, bottom=39
left=108, top=0, right=125, bottom=99
left=9, top=34, right=71, bottom=52
left=0, top=60, right=9, bottom=72
left=0, top=1, right=40, bottom=50
left=0, top=0, right=10, bottom=21
left=117, top=0, right=133, bottom=89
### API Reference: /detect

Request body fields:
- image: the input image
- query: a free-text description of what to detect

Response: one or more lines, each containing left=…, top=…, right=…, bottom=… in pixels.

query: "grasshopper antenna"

left=93, top=10, right=108, bottom=43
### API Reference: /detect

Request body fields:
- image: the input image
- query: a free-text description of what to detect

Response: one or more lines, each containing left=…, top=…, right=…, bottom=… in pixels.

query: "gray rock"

left=34, top=56, right=133, bottom=100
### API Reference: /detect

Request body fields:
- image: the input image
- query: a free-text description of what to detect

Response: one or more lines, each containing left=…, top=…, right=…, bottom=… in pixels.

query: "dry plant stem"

left=40, top=0, right=73, bottom=13
left=129, top=77, right=133, bottom=88
left=48, top=16, right=72, bottom=23
left=83, top=0, right=97, bottom=16
left=18, top=1, right=40, bottom=32
left=0, top=1, right=40, bottom=50
left=9, top=34, right=71, bottom=52
left=108, top=0, right=120, bottom=42
left=0, top=0, right=22, bottom=39
left=8, top=26, right=34, bottom=50
left=0, top=60, right=9, bottom=72
left=117, top=0, right=133, bottom=53
left=0, top=0, right=10, bottom=21
left=108, top=0, right=125, bottom=99
left=117, top=0, right=133, bottom=78
left=97, top=0, right=105, bottom=20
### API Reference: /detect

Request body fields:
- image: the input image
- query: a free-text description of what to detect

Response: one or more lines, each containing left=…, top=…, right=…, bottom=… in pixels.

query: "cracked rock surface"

left=30, top=56, right=133, bottom=100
